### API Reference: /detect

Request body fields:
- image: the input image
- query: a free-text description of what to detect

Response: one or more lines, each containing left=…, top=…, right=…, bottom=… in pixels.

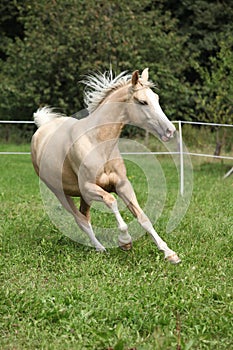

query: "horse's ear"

left=141, top=68, right=149, bottom=82
left=131, top=70, right=139, bottom=86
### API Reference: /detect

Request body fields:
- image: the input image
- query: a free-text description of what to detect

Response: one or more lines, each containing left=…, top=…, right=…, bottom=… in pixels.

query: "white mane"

left=82, top=70, right=132, bottom=113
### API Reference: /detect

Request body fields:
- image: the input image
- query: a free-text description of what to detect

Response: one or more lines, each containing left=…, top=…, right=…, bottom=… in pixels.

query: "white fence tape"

left=1, top=120, right=232, bottom=194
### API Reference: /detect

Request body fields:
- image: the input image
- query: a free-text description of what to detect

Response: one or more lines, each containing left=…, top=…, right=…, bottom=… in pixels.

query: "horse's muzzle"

left=161, top=128, right=176, bottom=142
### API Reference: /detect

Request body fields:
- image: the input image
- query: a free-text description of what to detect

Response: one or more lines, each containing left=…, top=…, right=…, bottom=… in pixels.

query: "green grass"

left=0, top=146, right=233, bottom=350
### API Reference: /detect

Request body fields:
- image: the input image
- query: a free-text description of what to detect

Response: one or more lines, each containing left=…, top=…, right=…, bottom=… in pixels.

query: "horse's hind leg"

left=53, top=191, right=106, bottom=252
left=79, top=196, right=91, bottom=221
left=82, top=183, right=132, bottom=250
left=110, top=200, right=132, bottom=251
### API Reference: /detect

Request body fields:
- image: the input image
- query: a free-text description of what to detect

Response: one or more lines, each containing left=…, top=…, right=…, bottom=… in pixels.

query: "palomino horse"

left=31, top=68, right=181, bottom=264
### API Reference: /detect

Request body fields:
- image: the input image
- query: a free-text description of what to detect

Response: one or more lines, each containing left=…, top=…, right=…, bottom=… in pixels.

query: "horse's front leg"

left=116, top=178, right=181, bottom=264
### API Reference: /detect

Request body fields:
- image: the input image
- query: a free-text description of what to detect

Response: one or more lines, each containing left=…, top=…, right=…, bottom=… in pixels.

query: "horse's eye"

left=139, top=100, right=148, bottom=105
left=133, top=97, right=148, bottom=105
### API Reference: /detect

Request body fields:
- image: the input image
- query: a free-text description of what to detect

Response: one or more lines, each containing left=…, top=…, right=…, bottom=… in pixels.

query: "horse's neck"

left=88, top=103, right=127, bottom=143
left=79, top=111, right=123, bottom=161
left=88, top=85, right=130, bottom=142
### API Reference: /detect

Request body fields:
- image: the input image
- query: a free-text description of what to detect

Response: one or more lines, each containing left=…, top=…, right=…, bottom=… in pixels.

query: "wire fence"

left=1, top=119, right=233, bottom=194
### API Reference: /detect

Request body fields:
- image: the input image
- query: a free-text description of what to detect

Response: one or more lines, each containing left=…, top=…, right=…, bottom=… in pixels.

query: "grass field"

left=0, top=144, right=233, bottom=350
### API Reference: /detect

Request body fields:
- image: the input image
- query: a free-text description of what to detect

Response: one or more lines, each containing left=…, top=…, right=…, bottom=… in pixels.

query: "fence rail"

left=1, top=120, right=232, bottom=195
left=0, top=120, right=34, bottom=124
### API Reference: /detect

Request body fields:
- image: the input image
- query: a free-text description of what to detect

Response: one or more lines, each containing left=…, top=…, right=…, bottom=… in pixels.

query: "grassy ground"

left=0, top=145, right=232, bottom=349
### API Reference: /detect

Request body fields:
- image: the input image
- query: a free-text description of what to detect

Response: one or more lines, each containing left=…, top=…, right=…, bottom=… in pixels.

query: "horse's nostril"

left=166, top=128, right=174, bottom=138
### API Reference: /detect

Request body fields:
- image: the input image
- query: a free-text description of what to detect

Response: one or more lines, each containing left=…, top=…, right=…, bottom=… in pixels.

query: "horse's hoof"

left=166, top=253, right=181, bottom=264
left=118, top=241, right=132, bottom=251
left=96, top=246, right=106, bottom=253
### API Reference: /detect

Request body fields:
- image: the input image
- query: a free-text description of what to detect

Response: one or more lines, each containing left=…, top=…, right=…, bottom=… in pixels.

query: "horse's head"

left=128, top=68, right=176, bottom=142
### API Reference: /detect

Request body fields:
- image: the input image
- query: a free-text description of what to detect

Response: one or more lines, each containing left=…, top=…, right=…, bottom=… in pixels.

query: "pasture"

left=0, top=145, right=232, bottom=350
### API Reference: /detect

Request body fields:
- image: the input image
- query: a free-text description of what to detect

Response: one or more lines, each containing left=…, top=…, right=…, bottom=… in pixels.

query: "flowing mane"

left=82, top=70, right=132, bottom=113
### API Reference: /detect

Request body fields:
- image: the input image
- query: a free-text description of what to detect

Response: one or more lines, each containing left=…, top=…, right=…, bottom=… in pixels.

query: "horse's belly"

left=37, top=163, right=81, bottom=196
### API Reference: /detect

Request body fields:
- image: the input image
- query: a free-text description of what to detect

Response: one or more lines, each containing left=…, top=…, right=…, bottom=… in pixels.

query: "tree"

left=0, top=0, right=24, bottom=61
left=0, top=0, right=190, bottom=120
left=194, top=34, right=233, bottom=155
left=162, top=0, right=233, bottom=74
left=195, top=34, right=233, bottom=124
left=161, top=0, right=233, bottom=122
left=2, top=0, right=232, bottom=125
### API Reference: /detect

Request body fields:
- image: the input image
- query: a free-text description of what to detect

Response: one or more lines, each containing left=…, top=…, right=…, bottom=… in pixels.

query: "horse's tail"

left=33, top=106, right=64, bottom=128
